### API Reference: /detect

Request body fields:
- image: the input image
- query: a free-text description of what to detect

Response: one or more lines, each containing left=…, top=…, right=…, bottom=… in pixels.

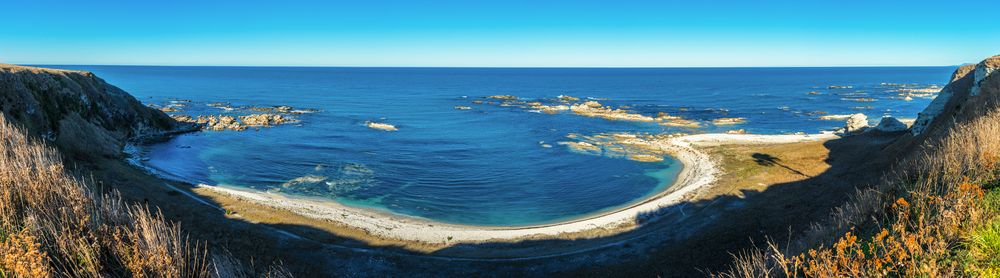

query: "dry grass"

left=0, top=114, right=290, bottom=277
left=712, top=70, right=1000, bottom=277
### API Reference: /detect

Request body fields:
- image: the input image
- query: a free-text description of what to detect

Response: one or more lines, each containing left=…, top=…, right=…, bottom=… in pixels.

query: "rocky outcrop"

left=171, top=114, right=292, bottom=131
left=712, top=118, right=747, bottom=125
left=911, top=55, right=1000, bottom=135
left=568, top=102, right=657, bottom=122
left=367, top=122, right=397, bottom=131
left=970, top=56, right=1000, bottom=96
left=0, top=64, right=191, bottom=158
left=486, top=95, right=519, bottom=100
left=873, top=116, right=907, bottom=132
left=844, top=113, right=868, bottom=133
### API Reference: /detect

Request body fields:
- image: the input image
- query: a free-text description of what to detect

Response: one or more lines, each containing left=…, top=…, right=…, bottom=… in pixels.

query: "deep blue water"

left=47, top=66, right=954, bottom=226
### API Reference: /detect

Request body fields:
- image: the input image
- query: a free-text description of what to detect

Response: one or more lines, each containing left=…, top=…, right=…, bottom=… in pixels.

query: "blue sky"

left=2, top=0, right=997, bottom=67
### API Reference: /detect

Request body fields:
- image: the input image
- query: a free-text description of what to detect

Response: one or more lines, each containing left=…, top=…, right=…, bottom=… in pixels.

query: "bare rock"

left=873, top=116, right=907, bottom=132
left=171, top=115, right=195, bottom=123
left=844, top=113, right=868, bottom=133
left=486, top=95, right=519, bottom=99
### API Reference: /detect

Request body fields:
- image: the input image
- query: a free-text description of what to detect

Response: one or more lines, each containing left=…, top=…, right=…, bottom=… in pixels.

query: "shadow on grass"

left=101, top=129, right=912, bottom=277
left=752, top=152, right=813, bottom=178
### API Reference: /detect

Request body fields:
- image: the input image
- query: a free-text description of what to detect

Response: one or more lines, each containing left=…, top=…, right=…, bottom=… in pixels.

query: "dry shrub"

left=0, top=114, right=289, bottom=277
left=0, top=227, right=52, bottom=278
left=715, top=73, right=1000, bottom=277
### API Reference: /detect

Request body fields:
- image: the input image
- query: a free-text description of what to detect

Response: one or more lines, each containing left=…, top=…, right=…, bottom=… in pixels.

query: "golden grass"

left=712, top=69, right=1000, bottom=278
left=0, top=114, right=289, bottom=277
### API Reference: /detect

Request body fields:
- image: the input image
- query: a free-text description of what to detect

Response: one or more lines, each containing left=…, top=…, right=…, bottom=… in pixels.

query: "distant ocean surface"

left=48, top=66, right=954, bottom=226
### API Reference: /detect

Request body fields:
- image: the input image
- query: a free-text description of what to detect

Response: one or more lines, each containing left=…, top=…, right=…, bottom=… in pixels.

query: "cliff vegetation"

left=0, top=64, right=288, bottom=277
left=716, top=55, right=1000, bottom=277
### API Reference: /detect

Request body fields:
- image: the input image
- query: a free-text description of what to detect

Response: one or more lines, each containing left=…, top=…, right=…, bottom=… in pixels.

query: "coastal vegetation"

left=715, top=55, right=1000, bottom=277
left=0, top=63, right=291, bottom=277
left=0, top=115, right=290, bottom=277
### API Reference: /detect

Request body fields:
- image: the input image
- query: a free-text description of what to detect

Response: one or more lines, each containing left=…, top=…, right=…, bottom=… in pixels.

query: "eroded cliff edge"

left=0, top=64, right=193, bottom=160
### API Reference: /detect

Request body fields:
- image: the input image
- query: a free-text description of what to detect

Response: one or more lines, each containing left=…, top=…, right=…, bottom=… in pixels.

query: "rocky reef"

left=480, top=95, right=742, bottom=129
left=559, top=132, right=680, bottom=163
left=367, top=122, right=397, bottom=131
left=171, top=113, right=294, bottom=132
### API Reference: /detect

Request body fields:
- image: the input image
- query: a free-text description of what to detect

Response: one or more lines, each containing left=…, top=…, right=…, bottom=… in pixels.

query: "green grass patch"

left=969, top=217, right=1000, bottom=269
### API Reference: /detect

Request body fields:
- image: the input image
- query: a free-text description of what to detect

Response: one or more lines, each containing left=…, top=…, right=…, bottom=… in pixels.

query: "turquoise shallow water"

left=49, top=66, right=954, bottom=226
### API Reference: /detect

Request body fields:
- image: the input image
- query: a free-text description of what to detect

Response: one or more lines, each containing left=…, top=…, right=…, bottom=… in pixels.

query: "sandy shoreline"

left=196, top=133, right=839, bottom=244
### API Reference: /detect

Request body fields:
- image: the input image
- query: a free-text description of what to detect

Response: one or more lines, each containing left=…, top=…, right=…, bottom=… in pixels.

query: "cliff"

left=910, top=55, right=1000, bottom=135
left=0, top=63, right=192, bottom=160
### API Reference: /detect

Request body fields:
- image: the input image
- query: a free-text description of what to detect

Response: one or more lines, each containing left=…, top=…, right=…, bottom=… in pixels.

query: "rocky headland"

left=0, top=63, right=196, bottom=159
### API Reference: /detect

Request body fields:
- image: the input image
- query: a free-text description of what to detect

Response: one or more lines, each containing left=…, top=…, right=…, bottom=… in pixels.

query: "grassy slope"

left=714, top=56, right=1000, bottom=277
left=0, top=64, right=288, bottom=277
left=0, top=116, right=291, bottom=277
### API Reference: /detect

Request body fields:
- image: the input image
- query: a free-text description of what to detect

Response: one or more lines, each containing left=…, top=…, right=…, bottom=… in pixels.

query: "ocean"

left=48, top=66, right=954, bottom=226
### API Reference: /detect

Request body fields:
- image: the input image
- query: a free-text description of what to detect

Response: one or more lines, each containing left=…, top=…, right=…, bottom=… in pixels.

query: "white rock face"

left=912, top=56, right=1000, bottom=135
left=873, top=116, right=908, bottom=132
left=910, top=86, right=953, bottom=135
left=844, top=113, right=868, bottom=133
left=971, top=61, right=998, bottom=96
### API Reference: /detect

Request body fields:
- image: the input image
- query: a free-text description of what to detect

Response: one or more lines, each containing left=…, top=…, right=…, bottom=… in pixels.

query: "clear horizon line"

left=17, top=63, right=961, bottom=68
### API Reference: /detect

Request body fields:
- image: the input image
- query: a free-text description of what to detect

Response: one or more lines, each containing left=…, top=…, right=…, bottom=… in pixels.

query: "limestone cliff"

left=910, top=55, right=1000, bottom=135
left=0, top=63, right=192, bottom=159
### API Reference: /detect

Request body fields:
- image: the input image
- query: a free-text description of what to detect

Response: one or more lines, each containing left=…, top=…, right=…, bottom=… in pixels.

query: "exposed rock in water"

left=239, top=114, right=290, bottom=126
left=531, top=105, right=570, bottom=113
left=818, top=114, right=853, bottom=120
left=176, top=113, right=291, bottom=131
left=171, top=115, right=193, bottom=123
left=249, top=105, right=310, bottom=113
left=367, top=122, right=397, bottom=131
left=558, top=95, right=580, bottom=101
left=628, top=154, right=663, bottom=162
left=711, top=118, right=746, bottom=125
left=569, top=103, right=657, bottom=122
left=486, top=95, right=519, bottom=99
left=656, top=112, right=681, bottom=120
left=873, top=116, right=907, bottom=132
left=454, top=107, right=472, bottom=110
left=560, top=132, right=669, bottom=162
left=726, top=129, right=746, bottom=134
left=828, top=86, right=853, bottom=89
left=844, top=113, right=869, bottom=133
left=659, top=119, right=702, bottom=128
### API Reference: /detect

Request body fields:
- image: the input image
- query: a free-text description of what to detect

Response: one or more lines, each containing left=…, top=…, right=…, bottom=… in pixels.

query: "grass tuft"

left=0, top=113, right=291, bottom=277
